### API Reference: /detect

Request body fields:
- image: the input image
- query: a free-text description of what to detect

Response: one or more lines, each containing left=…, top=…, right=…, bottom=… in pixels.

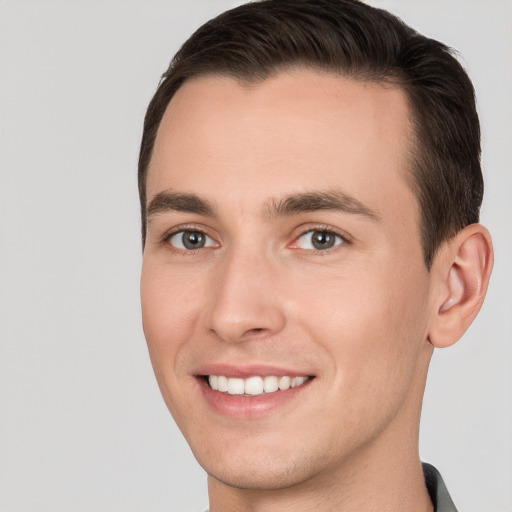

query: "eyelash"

left=298, top=227, right=349, bottom=250
left=161, top=224, right=350, bottom=254
left=162, top=224, right=217, bottom=254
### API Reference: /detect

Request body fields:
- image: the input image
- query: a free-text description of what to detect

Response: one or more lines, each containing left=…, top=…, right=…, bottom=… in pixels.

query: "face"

left=141, top=69, right=434, bottom=491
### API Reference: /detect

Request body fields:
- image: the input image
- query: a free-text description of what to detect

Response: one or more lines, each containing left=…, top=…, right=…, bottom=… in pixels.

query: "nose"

left=204, top=246, right=286, bottom=343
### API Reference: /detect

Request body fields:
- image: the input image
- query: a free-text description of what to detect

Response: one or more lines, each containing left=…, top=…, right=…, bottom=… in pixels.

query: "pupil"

left=312, top=231, right=334, bottom=250
left=183, top=231, right=205, bottom=249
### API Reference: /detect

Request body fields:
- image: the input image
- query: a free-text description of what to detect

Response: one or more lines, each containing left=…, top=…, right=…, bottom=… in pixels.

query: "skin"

left=140, top=69, right=492, bottom=512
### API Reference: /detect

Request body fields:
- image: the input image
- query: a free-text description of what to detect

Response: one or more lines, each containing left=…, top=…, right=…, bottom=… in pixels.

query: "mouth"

left=207, top=374, right=310, bottom=396
left=195, top=368, right=315, bottom=419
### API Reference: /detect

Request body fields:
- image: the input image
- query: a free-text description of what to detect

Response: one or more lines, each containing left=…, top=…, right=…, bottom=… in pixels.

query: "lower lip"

left=196, top=377, right=313, bottom=419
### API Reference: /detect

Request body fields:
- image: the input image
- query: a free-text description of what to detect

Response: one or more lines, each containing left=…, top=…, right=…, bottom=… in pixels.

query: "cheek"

left=290, top=259, right=430, bottom=393
left=140, top=261, right=213, bottom=427
left=140, top=262, right=206, bottom=377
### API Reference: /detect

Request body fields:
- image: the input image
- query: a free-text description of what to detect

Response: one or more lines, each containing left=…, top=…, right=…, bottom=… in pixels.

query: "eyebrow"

left=265, top=190, right=380, bottom=220
left=146, top=189, right=379, bottom=221
left=146, top=191, right=216, bottom=219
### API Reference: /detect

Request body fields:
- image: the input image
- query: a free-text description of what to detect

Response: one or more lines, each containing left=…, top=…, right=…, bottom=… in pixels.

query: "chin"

left=195, top=441, right=329, bottom=491
left=206, top=462, right=312, bottom=491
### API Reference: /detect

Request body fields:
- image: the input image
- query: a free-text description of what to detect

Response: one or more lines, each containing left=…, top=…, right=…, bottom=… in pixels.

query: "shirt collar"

left=423, top=462, right=458, bottom=512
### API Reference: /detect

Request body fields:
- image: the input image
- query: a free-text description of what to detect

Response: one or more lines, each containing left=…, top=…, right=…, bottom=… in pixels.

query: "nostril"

left=244, top=327, right=270, bottom=339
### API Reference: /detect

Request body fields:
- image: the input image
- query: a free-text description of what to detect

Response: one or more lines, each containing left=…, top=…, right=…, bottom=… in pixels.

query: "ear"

left=428, top=224, right=493, bottom=348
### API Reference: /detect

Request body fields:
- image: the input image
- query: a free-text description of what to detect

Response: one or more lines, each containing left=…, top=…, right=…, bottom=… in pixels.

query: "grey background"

left=0, top=1, right=510, bottom=510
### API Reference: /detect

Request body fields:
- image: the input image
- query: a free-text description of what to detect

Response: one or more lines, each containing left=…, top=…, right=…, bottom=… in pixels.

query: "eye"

left=168, top=230, right=217, bottom=250
left=295, top=229, right=345, bottom=251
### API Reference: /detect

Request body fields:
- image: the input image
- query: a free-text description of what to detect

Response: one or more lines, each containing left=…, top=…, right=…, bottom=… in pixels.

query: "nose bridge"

left=205, top=239, right=285, bottom=343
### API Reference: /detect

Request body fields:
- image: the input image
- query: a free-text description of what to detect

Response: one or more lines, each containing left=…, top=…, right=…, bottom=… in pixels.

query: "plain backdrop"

left=0, top=1, right=510, bottom=511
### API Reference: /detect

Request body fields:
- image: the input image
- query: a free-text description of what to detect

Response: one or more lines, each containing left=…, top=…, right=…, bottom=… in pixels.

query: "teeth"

left=208, top=375, right=309, bottom=396
left=263, top=376, right=279, bottom=393
left=278, top=376, right=291, bottom=390
left=227, top=378, right=245, bottom=395
left=291, top=376, right=308, bottom=387
left=218, top=375, right=228, bottom=392
left=244, top=376, right=264, bottom=395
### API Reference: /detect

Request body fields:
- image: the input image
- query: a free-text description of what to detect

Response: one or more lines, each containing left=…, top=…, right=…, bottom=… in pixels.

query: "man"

left=138, top=1, right=493, bottom=511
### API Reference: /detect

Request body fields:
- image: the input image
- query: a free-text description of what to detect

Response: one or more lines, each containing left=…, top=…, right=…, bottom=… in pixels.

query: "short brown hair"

left=138, top=0, right=482, bottom=269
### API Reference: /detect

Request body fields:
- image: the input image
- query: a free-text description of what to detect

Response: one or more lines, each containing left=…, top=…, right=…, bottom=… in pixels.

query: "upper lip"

left=194, top=363, right=313, bottom=379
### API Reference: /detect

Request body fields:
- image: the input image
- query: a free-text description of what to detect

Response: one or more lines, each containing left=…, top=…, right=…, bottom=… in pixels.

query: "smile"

left=208, top=375, right=310, bottom=396
left=197, top=369, right=315, bottom=418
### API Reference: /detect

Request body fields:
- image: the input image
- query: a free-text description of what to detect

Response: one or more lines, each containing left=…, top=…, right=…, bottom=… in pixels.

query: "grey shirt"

left=423, top=462, right=458, bottom=512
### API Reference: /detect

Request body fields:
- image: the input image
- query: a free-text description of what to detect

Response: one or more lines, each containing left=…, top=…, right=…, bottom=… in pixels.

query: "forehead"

left=147, top=69, right=417, bottom=224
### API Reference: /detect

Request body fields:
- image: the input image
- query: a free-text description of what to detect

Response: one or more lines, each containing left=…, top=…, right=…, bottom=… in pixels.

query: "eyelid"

left=289, top=225, right=351, bottom=251
left=162, top=224, right=220, bottom=250
left=158, top=223, right=350, bottom=253
left=170, top=231, right=217, bottom=250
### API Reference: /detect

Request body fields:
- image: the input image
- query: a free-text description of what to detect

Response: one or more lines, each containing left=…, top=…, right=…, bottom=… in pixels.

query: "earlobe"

left=428, top=224, right=493, bottom=348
